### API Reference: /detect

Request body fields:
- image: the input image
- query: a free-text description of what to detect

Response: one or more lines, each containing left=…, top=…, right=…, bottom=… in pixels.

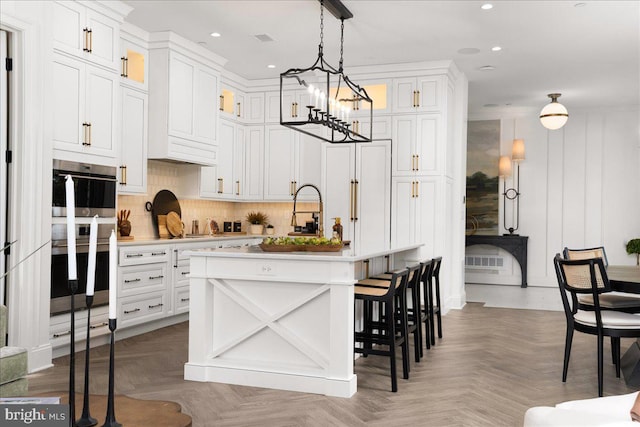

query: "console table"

left=465, top=235, right=529, bottom=287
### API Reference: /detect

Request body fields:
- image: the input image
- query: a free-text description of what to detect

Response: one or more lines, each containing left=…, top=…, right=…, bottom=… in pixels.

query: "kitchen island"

left=184, top=243, right=422, bottom=397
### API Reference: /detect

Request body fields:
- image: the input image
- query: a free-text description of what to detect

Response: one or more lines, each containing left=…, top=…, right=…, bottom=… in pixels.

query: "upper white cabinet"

left=148, top=45, right=221, bottom=165
left=392, top=76, right=444, bottom=113
left=241, top=126, right=265, bottom=200
left=120, top=37, right=148, bottom=91
left=118, top=87, right=147, bottom=194
left=52, top=1, right=121, bottom=71
left=265, top=90, right=307, bottom=123
left=263, top=125, right=323, bottom=201
left=392, top=114, right=442, bottom=176
left=52, top=54, right=118, bottom=160
left=219, top=84, right=264, bottom=124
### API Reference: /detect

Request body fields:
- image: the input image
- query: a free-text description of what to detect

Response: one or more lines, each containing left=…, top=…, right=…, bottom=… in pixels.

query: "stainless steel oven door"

left=50, top=223, right=113, bottom=315
left=52, top=160, right=117, bottom=217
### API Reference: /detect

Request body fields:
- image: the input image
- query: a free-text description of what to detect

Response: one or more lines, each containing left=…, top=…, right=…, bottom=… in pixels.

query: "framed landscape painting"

left=466, top=120, right=500, bottom=235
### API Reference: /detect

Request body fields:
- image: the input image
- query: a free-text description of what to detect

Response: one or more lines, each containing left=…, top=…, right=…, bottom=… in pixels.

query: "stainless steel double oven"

left=50, top=160, right=117, bottom=315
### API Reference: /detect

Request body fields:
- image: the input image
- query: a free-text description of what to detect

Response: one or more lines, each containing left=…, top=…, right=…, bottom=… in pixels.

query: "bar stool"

left=418, top=259, right=434, bottom=353
left=354, top=268, right=410, bottom=392
left=370, top=264, right=424, bottom=363
left=427, top=257, right=443, bottom=346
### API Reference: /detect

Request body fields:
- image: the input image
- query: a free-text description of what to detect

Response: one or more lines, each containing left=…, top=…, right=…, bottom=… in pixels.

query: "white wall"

left=466, top=107, right=640, bottom=289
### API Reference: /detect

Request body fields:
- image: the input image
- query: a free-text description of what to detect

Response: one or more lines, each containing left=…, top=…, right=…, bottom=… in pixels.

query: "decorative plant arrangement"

left=246, top=211, right=268, bottom=235
left=627, top=238, right=640, bottom=266
left=260, top=236, right=343, bottom=252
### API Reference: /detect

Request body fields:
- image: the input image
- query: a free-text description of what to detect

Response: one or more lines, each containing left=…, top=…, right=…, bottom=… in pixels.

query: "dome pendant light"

left=539, top=93, right=569, bottom=130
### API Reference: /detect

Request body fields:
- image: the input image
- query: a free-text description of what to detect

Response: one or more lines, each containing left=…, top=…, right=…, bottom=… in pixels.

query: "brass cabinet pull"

left=119, top=165, right=127, bottom=185
left=87, top=29, right=92, bottom=53
left=217, top=178, right=223, bottom=194
left=87, top=123, right=92, bottom=146
left=148, top=303, right=164, bottom=309
left=82, top=123, right=89, bottom=145
left=235, top=180, right=240, bottom=195
left=416, top=90, right=420, bottom=108
left=349, top=180, right=355, bottom=221
left=124, top=308, right=141, bottom=314
left=219, top=95, right=224, bottom=111
left=412, top=90, right=417, bottom=108
left=289, top=181, right=293, bottom=196
left=124, top=278, right=141, bottom=283
left=293, top=181, right=297, bottom=193
left=89, top=321, right=108, bottom=329
left=353, top=180, right=359, bottom=221
left=415, top=154, right=419, bottom=171
left=120, top=57, right=126, bottom=77
left=236, top=102, right=241, bottom=117
left=83, top=28, right=89, bottom=52
left=290, top=103, right=294, bottom=118
left=415, top=181, right=419, bottom=198
left=411, top=181, right=415, bottom=198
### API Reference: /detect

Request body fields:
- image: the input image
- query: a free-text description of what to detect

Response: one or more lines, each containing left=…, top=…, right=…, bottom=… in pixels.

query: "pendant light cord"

left=319, top=0, right=324, bottom=56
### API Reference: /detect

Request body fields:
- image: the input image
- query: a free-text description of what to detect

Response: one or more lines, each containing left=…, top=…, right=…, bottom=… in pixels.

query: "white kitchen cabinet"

left=220, top=85, right=264, bottom=124
left=392, top=76, right=443, bottom=113
left=148, top=48, right=219, bottom=165
left=52, top=54, right=118, bottom=160
left=263, top=125, right=323, bottom=201
left=242, top=93, right=266, bottom=124
left=52, top=1, right=120, bottom=71
left=120, top=37, right=148, bottom=91
left=199, top=119, right=238, bottom=200
left=322, top=141, right=391, bottom=255
left=241, top=126, right=265, bottom=200
left=265, top=90, right=306, bottom=123
left=392, top=114, right=441, bottom=176
left=118, top=87, right=147, bottom=194
left=390, top=176, right=438, bottom=258
left=49, top=305, right=109, bottom=351
left=351, top=115, right=392, bottom=141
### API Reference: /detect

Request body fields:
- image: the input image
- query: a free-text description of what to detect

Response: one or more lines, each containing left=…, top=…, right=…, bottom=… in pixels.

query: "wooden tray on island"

left=259, top=243, right=343, bottom=252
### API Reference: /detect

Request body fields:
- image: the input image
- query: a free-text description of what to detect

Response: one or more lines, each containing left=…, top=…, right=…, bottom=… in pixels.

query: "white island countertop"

left=185, top=243, right=423, bottom=398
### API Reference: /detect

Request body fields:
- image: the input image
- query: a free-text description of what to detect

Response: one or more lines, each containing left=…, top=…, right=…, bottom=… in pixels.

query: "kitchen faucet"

left=291, top=183, right=323, bottom=237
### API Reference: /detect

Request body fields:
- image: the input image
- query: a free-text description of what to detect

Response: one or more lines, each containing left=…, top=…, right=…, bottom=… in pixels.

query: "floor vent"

left=465, top=255, right=504, bottom=268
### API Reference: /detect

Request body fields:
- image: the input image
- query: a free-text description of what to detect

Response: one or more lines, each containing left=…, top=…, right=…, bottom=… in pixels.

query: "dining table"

left=608, top=265, right=640, bottom=387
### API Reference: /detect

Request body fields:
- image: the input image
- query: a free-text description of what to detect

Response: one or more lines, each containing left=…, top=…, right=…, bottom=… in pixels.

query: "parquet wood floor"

left=27, top=303, right=638, bottom=426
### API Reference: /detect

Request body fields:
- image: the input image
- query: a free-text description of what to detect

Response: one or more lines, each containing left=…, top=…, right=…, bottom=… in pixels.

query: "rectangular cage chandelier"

left=279, top=0, right=373, bottom=144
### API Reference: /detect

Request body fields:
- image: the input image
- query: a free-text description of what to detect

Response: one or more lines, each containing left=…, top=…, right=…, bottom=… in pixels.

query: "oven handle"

left=63, top=173, right=118, bottom=183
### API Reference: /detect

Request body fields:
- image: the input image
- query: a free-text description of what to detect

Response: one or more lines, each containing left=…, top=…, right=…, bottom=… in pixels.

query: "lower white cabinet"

left=49, top=305, right=110, bottom=349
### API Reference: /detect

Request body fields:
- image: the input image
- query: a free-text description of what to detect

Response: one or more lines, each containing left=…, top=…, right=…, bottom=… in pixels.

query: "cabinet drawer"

left=175, top=262, right=190, bottom=288
left=49, top=308, right=109, bottom=348
left=119, top=246, right=171, bottom=266
left=119, top=263, right=168, bottom=296
left=120, top=293, right=167, bottom=328
left=174, top=286, right=190, bottom=315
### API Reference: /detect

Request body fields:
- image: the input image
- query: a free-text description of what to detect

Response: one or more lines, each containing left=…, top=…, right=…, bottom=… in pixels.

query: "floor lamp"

left=499, top=139, right=525, bottom=235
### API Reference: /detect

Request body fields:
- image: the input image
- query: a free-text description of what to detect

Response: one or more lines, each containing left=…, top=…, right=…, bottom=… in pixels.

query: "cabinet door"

left=416, top=114, right=440, bottom=174
left=194, top=66, right=218, bottom=143
left=120, top=38, right=148, bottom=91
left=322, top=144, right=355, bottom=241
left=414, top=177, right=438, bottom=258
left=85, top=64, right=117, bottom=158
left=390, top=177, right=417, bottom=248
left=354, top=141, right=391, bottom=254
left=392, top=77, right=417, bottom=113
left=416, top=76, right=442, bottom=112
left=244, top=93, right=265, bottom=124
left=168, top=53, right=195, bottom=138
left=85, top=8, right=119, bottom=71
left=242, top=126, right=264, bottom=200
left=265, top=91, right=295, bottom=123
left=264, top=125, right=297, bottom=200
left=356, top=116, right=392, bottom=140
left=212, top=120, right=235, bottom=199
left=52, top=1, right=85, bottom=57
left=391, top=115, right=417, bottom=176
left=234, top=126, right=245, bottom=196
left=296, top=128, right=323, bottom=200
left=199, top=166, right=218, bottom=198
left=52, top=55, right=85, bottom=151
left=119, top=88, right=147, bottom=194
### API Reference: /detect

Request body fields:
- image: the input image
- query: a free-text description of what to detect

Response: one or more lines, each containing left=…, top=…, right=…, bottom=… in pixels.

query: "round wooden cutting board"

left=166, top=211, right=183, bottom=237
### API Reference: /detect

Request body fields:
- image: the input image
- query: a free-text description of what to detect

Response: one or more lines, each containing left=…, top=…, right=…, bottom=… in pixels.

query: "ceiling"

left=123, top=0, right=639, bottom=116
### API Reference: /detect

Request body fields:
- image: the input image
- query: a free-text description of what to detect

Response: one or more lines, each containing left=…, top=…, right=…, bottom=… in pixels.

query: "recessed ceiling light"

left=267, top=64, right=276, bottom=69
left=210, top=32, right=221, bottom=38
left=481, top=3, right=493, bottom=10
left=491, top=46, right=502, bottom=52
left=478, top=65, right=495, bottom=71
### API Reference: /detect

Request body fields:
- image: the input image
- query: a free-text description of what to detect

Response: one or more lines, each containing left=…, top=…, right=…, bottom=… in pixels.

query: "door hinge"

left=5, top=150, right=11, bottom=164
left=5, top=57, right=12, bottom=71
